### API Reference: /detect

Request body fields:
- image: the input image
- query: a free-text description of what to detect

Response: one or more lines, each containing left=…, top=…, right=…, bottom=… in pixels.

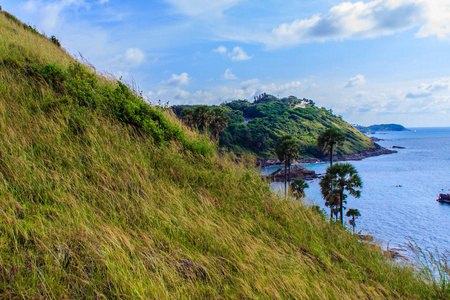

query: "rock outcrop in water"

left=262, top=165, right=319, bottom=181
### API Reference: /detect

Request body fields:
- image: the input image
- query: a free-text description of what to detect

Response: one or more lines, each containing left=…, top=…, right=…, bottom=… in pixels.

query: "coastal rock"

left=257, top=143, right=396, bottom=167
left=262, top=165, right=318, bottom=181
left=370, top=137, right=386, bottom=142
left=333, top=144, right=397, bottom=162
left=392, top=146, right=405, bottom=149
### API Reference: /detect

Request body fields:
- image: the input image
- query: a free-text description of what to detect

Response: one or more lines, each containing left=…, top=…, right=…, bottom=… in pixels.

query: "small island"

left=355, top=123, right=409, bottom=134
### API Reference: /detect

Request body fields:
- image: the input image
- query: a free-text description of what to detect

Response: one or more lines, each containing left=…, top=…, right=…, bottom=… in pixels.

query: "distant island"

left=355, top=124, right=410, bottom=134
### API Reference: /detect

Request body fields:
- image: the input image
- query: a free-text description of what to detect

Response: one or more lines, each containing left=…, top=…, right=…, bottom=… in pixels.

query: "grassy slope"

left=0, top=11, right=445, bottom=299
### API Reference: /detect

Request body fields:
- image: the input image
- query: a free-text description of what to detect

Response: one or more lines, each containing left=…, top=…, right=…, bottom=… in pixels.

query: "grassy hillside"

left=0, top=11, right=447, bottom=299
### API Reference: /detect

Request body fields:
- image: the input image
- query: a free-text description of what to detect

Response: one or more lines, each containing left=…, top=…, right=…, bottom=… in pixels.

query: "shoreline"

left=257, top=143, right=397, bottom=168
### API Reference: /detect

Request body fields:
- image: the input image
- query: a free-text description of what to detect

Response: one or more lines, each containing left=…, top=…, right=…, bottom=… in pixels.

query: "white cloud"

left=164, top=72, right=191, bottom=86
left=112, top=48, right=146, bottom=69
left=269, top=0, right=426, bottom=46
left=173, top=87, right=191, bottom=100
left=213, top=79, right=302, bottom=102
left=214, top=45, right=228, bottom=55
left=416, top=0, right=450, bottom=40
left=147, top=77, right=304, bottom=105
left=223, top=68, right=238, bottom=80
left=214, top=45, right=252, bottom=61
left=230, top=46, right=252, bottom=61
left=346, top=74, right=366, bottom=87
left=406, top=78, right=450, bottom=98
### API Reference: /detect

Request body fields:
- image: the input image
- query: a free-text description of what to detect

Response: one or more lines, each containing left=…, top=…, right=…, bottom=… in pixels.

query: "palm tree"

left=346, top=208, right=361, bottom=233
left=319, top=163, right=362, bottom=224
left=290, top=178, right=309, bottom=200
left=192, top=105, right=211, bottom=133
left=275, top=135, right=302, bottom=198
left=317, top=127, right=345, bottom=167
left=209, top=107, right=230, bottom=141
left=180, top=108, right=195, bottom=127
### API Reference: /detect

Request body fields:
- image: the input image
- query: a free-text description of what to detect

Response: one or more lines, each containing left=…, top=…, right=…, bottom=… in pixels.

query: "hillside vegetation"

left=0, top=11, right=447, bottom=299
left=173, top=95, right=375, bottom=159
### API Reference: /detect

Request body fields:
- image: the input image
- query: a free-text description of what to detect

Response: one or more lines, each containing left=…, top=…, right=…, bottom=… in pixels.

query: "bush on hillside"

left=19, top=60, right=213, bottom=156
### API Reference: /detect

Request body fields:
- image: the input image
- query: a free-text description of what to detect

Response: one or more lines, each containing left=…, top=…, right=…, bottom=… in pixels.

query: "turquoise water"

left=262, top=127, right=450, bottom=254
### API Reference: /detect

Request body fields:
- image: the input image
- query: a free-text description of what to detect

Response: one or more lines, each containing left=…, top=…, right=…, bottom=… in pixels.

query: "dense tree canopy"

left=176, top=105, right=230, bottom=141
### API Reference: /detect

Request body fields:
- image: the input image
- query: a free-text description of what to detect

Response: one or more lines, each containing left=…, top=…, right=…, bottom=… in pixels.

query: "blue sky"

left=3, top=0, right=450, bottom=127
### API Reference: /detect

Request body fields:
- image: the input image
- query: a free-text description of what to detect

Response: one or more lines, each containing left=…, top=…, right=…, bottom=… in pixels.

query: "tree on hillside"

left=346, top=208, right=361, bottom=233
left=180, top=106, right=229, bottom=141
left=275, top=135, right=302, bottom=198
left=317, top=127, right=345, bottom=167
left=192, top=105, right=211, bottom=132
left=319, top=163, right=362, bottom=224
left=180, top=108, right=195, bottom=127
left=290, top=178, right=309, bottom=200
left=209, top=107, right=230, bottom=141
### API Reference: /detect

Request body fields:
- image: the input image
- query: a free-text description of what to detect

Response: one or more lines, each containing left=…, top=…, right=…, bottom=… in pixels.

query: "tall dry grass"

left=0, top=10, right=448, bottom=299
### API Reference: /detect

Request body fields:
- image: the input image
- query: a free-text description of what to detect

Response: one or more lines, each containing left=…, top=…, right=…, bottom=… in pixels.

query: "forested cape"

left=173, top=94, right=375, bottom=158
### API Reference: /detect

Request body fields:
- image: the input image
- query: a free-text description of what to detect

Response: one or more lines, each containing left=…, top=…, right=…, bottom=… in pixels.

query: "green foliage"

left=275, top=135, right=302, bottom=167
left=17, top=60, right=212, bottom=156
left=213, top=95, right=375, bottom=159
left=290, top=178, right=309, bottom=200
left=346, top=208, right=361, bottom=218
left=356, top=123, right=409, bottom=134
left=346, top=208, right=361, bottom=233
left=320, top=163, right=363, bottom=224
left=50, top=35, right=61, bottom=47
left=317, top=127, right=346, bottom=166
left=176, top=105, right=230, bottom=141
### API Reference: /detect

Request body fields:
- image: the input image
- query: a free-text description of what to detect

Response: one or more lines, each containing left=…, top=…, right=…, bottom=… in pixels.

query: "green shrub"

left=50, top=35, right=61, bottom=47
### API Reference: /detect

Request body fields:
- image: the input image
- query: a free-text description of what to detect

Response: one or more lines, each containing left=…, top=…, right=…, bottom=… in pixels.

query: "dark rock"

left=370, top=137, right=386, bottom=142
left=392, top=146, right=405, bottom=149
left=262, top=165, right=318, bottom=181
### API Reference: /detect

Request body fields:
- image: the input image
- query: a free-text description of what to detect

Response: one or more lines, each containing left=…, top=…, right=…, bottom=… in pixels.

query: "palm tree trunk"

left=352, top=216, right=355, bottom=233
left=339, top=189, right=344, bottom=224
left=330, top=208, right=333, bottom=223
left=285, top=162, right=288, bottom=199
left=288, top=157, right=291, bottom=183
left=329, top=144, right=334, bottom=167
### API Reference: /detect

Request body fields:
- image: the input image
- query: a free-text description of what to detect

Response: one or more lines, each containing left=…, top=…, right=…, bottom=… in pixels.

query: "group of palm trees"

left=275, top=127, right=362, bottom=232
left=180, top=106, right=230, bottom=141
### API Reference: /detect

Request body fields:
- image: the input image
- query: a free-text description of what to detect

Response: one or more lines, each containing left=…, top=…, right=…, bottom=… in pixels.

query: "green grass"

left=0, top=11, right=448, bottom=299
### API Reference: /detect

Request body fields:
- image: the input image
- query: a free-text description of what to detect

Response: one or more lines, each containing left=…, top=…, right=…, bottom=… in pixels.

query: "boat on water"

left=437, top=193, right=450, bottom=204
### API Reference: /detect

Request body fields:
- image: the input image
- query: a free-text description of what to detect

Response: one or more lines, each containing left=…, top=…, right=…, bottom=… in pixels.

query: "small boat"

left=437, top=193, right=450, bottom=204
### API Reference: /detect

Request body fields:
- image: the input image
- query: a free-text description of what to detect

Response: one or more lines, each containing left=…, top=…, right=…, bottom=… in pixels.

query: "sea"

left=262, top=127, right=450, bottom=257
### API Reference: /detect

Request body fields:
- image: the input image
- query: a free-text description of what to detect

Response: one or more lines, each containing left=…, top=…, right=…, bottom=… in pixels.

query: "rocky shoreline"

left=257, top=143, right=397, bottom=169
left=261, top=165, right=319, bottom=181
